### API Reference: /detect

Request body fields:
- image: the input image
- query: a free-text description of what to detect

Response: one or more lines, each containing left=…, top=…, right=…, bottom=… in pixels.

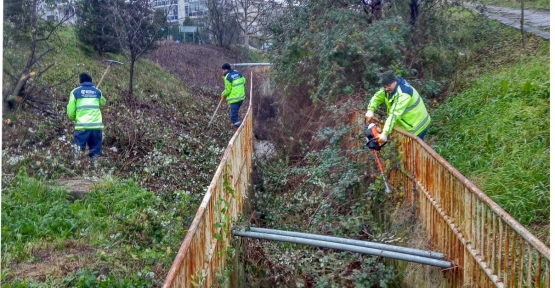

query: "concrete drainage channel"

left=233, top=227, right=452, bottom=269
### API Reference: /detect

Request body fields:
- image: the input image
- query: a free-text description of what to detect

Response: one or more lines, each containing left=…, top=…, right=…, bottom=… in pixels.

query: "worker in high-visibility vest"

left=221, top=63, right=246, bottom=129
left=67, top=72, right=106, bottom=158
left=365, top=71, right=431, bottom=144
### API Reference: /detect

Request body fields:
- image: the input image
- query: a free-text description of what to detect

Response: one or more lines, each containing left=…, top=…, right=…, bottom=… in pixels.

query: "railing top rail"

left=393, top=127, right=550, bottom=259
left=162, top=71, right=255, bottom=288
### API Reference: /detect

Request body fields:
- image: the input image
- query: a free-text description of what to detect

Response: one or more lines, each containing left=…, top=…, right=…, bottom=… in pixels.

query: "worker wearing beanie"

left=67, top=72, right=106, bottom=158
left=365, top=71, right=430, bottom=144
left=221, top=63, right=246, bottom=129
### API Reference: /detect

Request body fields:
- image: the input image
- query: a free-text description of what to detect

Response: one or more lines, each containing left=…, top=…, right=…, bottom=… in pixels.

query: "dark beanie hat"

left=79, top=72, right=93, bottom=83
left=380, top=71, right=397, bottom=86
left=221, top=63, right=231, bottom=70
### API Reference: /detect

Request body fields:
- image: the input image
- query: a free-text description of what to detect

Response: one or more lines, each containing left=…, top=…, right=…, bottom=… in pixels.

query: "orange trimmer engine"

left=365, top=122, right=386, bottom=151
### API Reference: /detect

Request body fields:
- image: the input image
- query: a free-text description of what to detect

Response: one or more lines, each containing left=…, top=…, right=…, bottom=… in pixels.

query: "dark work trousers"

left=417, top=126, right=429, bottom=140
left=229, top=101, right=243, bottom=128
left=74, top=129, right=103, bottom=158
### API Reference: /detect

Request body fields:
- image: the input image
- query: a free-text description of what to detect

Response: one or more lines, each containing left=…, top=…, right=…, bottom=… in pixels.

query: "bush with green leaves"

left=267, top=0, right=474, bottom=102
left=75, top=0, right=121, bottom=55
left=245, top=100, right=406, bottom=286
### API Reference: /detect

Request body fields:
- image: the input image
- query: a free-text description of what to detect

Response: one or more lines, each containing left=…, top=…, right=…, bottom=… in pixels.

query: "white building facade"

left=150, top=0, right=208, bottom=23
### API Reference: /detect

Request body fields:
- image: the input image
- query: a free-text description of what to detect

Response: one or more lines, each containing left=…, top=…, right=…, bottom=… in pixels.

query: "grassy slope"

left=428, top=38, right=549, bottom=242
left=2, top=28, right=246, bottom=286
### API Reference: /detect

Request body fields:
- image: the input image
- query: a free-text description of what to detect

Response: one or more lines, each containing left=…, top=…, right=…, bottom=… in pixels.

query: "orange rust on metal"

left=347, top=111, right=549, bottom=287
left=164, top=99, right=550, bottom=287
left=162, top=73, right=254, bottom=288
left=513, top=233, right=519, bottom=286
left=518, top=241, right=524, bottom=288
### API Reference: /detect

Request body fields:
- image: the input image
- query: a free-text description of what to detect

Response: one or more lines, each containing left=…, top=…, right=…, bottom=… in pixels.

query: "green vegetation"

left=429, top=47, right=550, bottom=231
left=247, top=110, right=401, bottom=286
left=243, top=0, right=549, bottom=285
left=2, top=26, right=243, bottom=286
left=2, top=168, right=197, bottom=286
left=2, top=0, right=549, bottom=285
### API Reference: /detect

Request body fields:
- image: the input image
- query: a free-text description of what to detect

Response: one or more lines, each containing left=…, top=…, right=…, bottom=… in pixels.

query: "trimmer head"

left=365, top=122, right=386, bottom=151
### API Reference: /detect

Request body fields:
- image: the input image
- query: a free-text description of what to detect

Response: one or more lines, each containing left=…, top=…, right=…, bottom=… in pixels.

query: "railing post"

left=463, top=187, right=474, bottom=285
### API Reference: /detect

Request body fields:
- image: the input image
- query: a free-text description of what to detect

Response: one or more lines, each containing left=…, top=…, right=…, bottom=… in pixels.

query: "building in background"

left=150, top=0, right=209, bottom=22
left=40, top=0, right=76, bottom=24
left=38, top=0, right=281, bottom=47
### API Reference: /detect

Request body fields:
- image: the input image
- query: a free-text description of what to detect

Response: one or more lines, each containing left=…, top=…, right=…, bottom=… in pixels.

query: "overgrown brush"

left=2, top=27, right=243, bottom=194
left=1, top=26, right=248, bottom=286
left=245, top=1, right=550, bottom=285
left=244, top=99, right=414, bottom=286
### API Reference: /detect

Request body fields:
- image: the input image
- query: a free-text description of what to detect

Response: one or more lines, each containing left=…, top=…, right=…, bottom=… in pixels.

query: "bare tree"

left=229, top=0, right=279, bottom=48
left=206, top=0, right=241, bottom=47
left=107, top=0, right=169, bottom=96
left=520, top=0, right=526, bottom=47
left=3, top=0, right=76, bottom=116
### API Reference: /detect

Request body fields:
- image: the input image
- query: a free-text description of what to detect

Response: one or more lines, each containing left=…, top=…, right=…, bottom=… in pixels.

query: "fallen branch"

left=6, top=72, right=36, bottom=102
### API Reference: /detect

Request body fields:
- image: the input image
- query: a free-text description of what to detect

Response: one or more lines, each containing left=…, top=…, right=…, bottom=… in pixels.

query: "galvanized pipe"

left=249, top=227, right=445, bottom=259
left=231, top=63, right=273, bottom=67
left=233, top=230, right=452, bottom=268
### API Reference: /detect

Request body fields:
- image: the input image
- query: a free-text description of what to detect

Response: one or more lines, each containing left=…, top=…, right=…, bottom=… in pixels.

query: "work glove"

left=365, top=110, right=378, bottom=125
left=221, top=95, right=226, bottom=101
left=376, top=132, right=388, bottom=145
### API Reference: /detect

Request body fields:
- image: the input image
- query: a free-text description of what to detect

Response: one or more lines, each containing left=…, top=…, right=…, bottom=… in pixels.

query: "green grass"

left=2, top=26, right=238, bottom=286
left=1, top=168, right=194, bottom=287
left=428, top=50, right=549, bottom=231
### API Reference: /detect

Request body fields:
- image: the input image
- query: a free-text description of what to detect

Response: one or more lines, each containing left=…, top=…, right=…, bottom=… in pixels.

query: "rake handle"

left=207, top=98, right=224, bottom=128
left=97, top=65, right=112, bottom=89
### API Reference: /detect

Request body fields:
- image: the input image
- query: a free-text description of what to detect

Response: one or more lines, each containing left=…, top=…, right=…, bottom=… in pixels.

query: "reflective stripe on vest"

left=232, top=79, right=245, bottom=87
left=77, top=105, right=100, bottom=110
left=403, top=94, right=421, bottom=115
left=76, top=122, right=104, bottom=127
left=409, top=114, right=430, bottom=134
left=227, top=95, right=245, bottom=101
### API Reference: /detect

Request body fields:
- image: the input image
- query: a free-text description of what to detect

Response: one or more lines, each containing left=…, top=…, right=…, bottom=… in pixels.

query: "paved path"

left=464, top=3, right=550, bottom=39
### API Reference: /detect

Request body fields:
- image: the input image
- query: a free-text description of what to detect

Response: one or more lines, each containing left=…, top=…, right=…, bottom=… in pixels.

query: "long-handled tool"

left=365, top=121, right=392, bottom=194
left=207, top=98, right=223, bottom=130
left=97, top=60, right=124, bottom=89
left=372, top=149, right=392, bottom=194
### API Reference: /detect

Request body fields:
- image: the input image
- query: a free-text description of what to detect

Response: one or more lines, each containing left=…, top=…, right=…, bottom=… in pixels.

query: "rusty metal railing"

left=354, top=112, right=550, bottom=287
left=162, top=73, right=254, bottom=288
left=163, top=81, right=549, bottom=287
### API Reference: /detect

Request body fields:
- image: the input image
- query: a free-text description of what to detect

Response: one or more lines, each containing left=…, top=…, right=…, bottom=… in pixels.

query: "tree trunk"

left=410, top=0, right=419, bottom=27
left=243, top=11, right=249, bottom=48
left=521, top=0, right=526, bottom=48
left=244, top=32, right=249, bottom=49
left=129, top=59, right=135, bottom=95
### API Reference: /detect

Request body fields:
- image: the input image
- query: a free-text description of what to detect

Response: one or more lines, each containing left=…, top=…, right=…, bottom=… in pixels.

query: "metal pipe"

left=249, top=227, right=445, bottom=259
left=233, top=230, right=452, bottom=268
left=231, top=63, right=273, bottom=67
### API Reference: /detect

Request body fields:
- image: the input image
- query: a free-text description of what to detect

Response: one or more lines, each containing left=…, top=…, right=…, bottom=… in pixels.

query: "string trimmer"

left=365, top=121, right=392, bottom=194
